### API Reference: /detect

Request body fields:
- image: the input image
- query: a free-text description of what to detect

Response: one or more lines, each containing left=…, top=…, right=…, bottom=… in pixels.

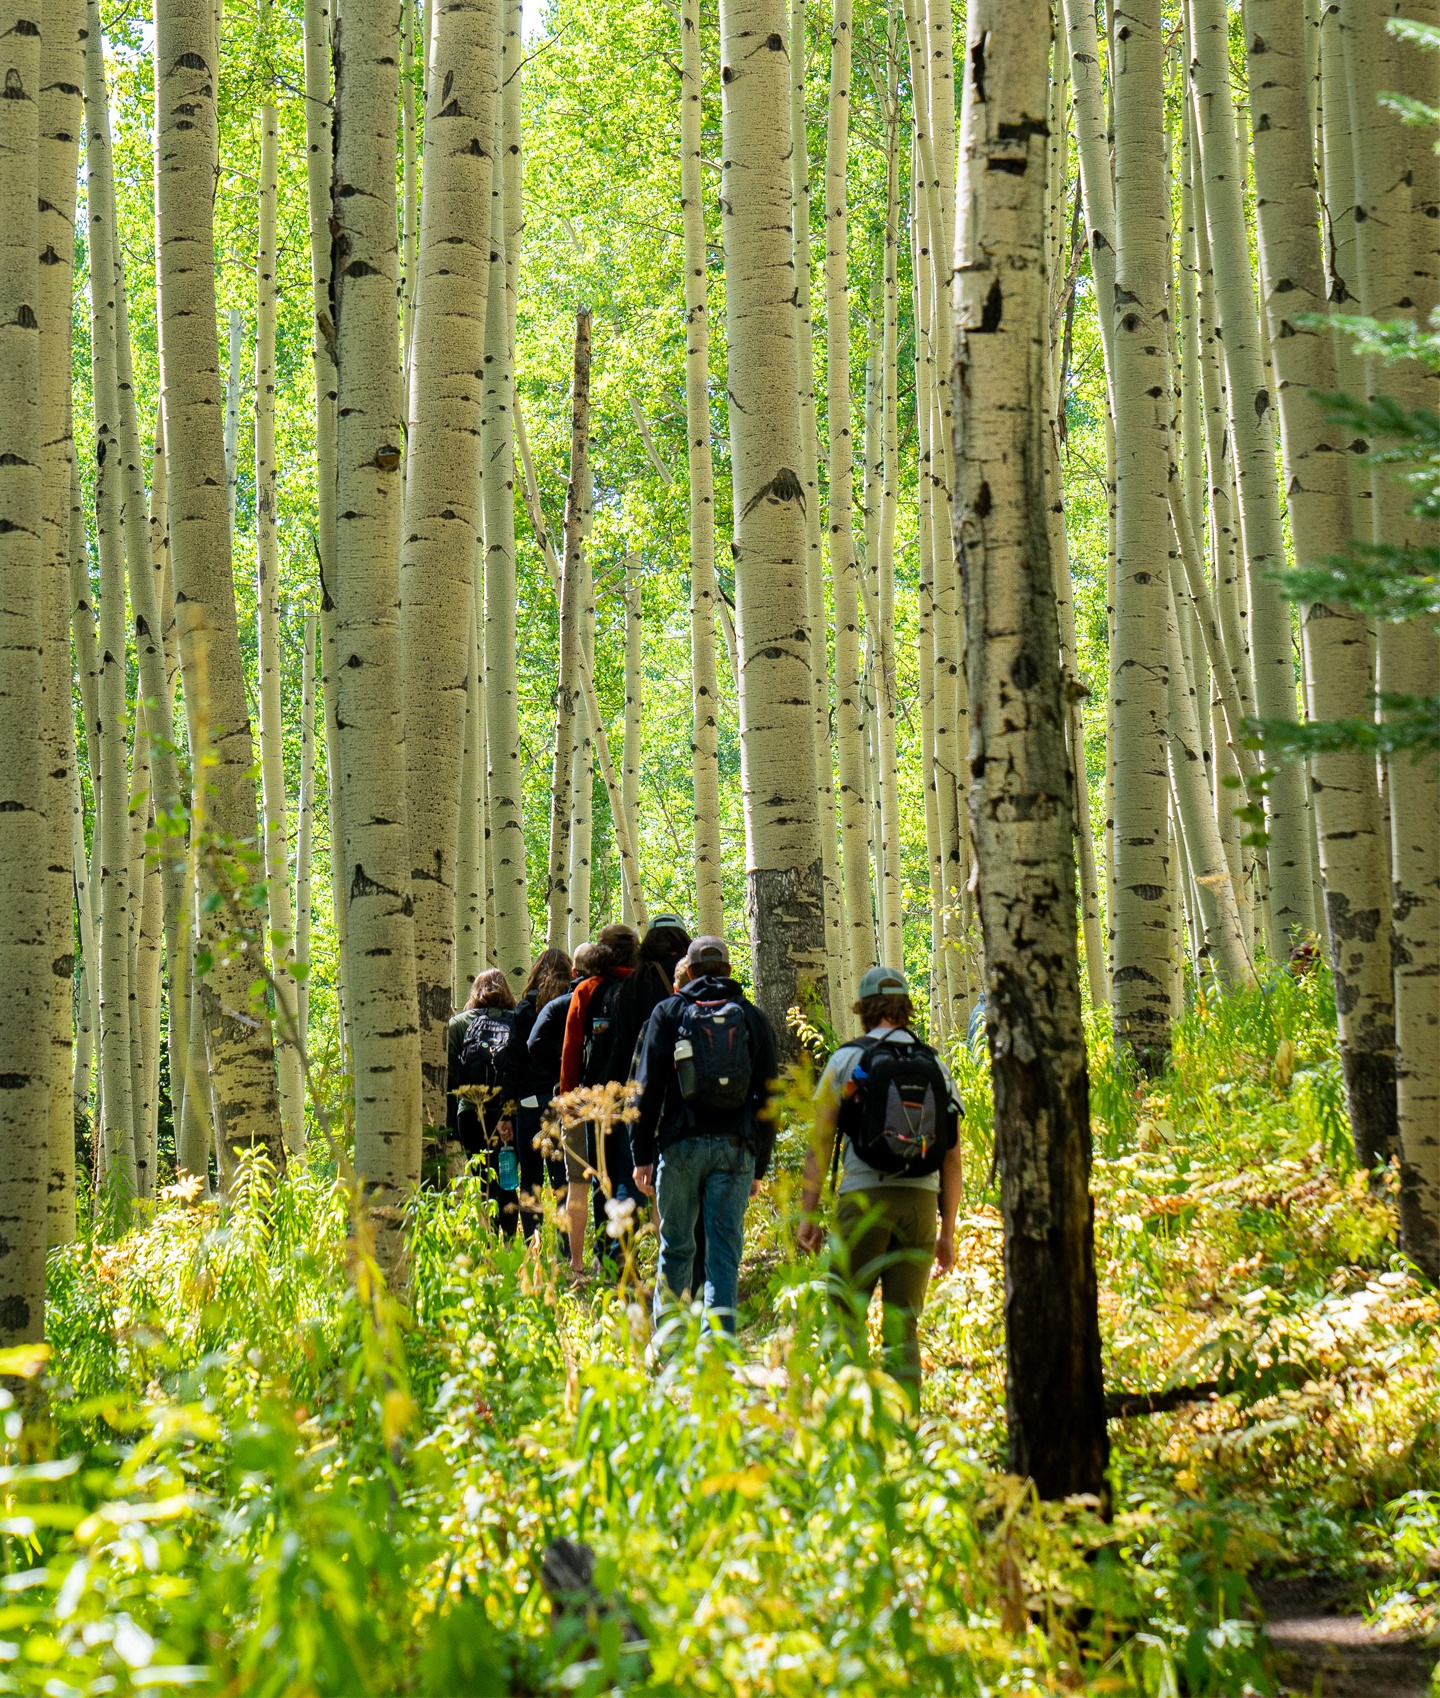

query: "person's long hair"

left=595, top=922, right=639, bottom=969
left=640, top=923, right=691, bottom=965
left=524, top=947, right=572, bottom=1008
left=465, top=967, right=516, bottom=1011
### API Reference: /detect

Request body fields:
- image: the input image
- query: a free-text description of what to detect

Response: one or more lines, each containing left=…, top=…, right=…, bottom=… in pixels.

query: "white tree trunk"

left=546, top=311, right=590, bottom=951
left=330, top=0, right=423, bottom=1201
left=790, top=0, right=843, bottom=994
left=39, top=0, right=84, bottom=1246
left=1110, top=0, right=1177, bottom=1067
left=0, top=0, right=51, bottom=1340
left=85, top=17, right=136, bottom=1196
left=155, top=0, right=284, bottom=1170
left=254, top=102, right=306, bottom=1157
left=1187, top=0, right=1314, bottom=948
left=678, top=0, right=724, bottom=938
left=955, top=0, right=1107, bottom=1498
left=720, top=0, right=827, bottom=1036
left=295, top=608, right=317, bottom=1049
left=481, top=9, right=531, bottom=991
left=1342, top=0, right=1440, bottom=1271
left=302, top=0, right=347, bottom=1042
left=621, top=553, right=643, bottom=929
left=1246, top=0, right=1397, bottom=1173
left=399, top=0, right=498, bottom=1127
left=824, top=0, right=870, bottom=1015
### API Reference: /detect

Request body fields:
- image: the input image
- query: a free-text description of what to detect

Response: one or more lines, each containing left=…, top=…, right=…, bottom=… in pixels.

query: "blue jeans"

left=652, top=1135, right=754, bottom=1335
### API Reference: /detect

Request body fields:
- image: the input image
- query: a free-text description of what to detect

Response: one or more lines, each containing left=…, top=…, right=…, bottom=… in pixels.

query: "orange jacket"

left=558, top=967, right=633, bottom=1095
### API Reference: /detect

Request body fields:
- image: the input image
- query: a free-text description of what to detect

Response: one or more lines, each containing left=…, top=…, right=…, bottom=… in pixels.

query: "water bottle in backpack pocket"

left=675, top=998, right=753, bottom=1114
left=837, top=1033, right=958, bottom=1178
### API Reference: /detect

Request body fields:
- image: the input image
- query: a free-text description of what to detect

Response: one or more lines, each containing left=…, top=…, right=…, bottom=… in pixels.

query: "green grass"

left=2, top=964, right=1434, bottom=1695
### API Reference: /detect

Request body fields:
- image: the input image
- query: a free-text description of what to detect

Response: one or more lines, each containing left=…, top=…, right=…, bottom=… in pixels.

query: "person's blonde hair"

left=465, top=968, right=516, bottom=1011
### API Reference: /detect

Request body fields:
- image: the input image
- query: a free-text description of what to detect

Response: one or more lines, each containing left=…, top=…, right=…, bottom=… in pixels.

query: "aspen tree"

left=1316, top=0, right=1369, bottom=533
left=1186, top=157, right=1256, bottom=935
left=790, top=0, right=842, bottom=991
left=0, top=0, right=51, bottom=1342
left=85, top=20, right=136, bottom=1195
left=872, top=47, right=905, bottom=967
left=301, top=0, right=347, bottom=1025
left=255, top=96, right=305, bottom=1156
left=73, top=758, right=97, bottom=1144
left=545, top=311, right=591, bottom=951
left=400, top=0, right=418, bottom=374
left=399, top=0, right=498, bottom=1129
left=567, top=469, right=595, bottom=946
left=109, top=222, right=187, bottom=1194
left=568, top=648, right=594, bottom=947
left=1187, top=0, right=1314, bottom=947
left=515, top=402, right=648, bottom=928
left=455, top=587, right=485, bottom=986
left=913, top=172, right=945, bottom=1025
left=482, top=0, right=530, bottom=990
left=954, top=0, right=1107, bottom=1501
left=1110, top=0, right=1177, bottom=1066
left=70, top=477, right=102, bottom=1154
left=1165, top=594, right=1252, bottom=983
left=330, top=0, right=423, bottom=1199
left=155, top=0, right=284, bottom=1168
left=720, top=0, right=827, bottom=1034
left=824, top=0, right=871, bottom=1012
left=130, top=756, right=163, bottom=1193
left=1386, top=6, right=1440, bottom=1268
left=146, top=417, right=195, bottom=1178
left=621, top=553, right=643, bottom=929
left=295, top=608, right=316, bottom=1048
left=1341, top=0, right=1440, bottom=1263
left=678, top=0, right=724, bottom=937
left=38, top=0, right=84, bottom=1246
left=224, top=310, right=243, bottom=528
left=1245, top=0, right=1397, bottom=1169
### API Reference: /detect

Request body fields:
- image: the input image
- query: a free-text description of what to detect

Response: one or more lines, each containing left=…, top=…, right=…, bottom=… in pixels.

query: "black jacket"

left=505, top=990, right=553, bottom=1104
left=602, top=952, right=687, bottom=1085
left=632, top=975, right=779, bottom=1176
left=525, top=988, right=574, bottom=1096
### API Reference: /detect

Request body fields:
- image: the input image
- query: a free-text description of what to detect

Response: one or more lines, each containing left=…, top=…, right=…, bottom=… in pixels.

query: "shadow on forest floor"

left=1257, top=1577, right=1439, bottom=1697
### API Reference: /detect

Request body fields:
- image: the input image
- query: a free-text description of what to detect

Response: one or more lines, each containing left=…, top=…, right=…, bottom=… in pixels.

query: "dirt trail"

left=1257, top=1578, right=1438, bottom=1697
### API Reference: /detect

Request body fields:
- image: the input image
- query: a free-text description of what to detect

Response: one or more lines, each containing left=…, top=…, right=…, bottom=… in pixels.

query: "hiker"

left=601, top=916, right=692, bottom=1087
left=528, top=940, right=612, bottom=1270
left=606, top=923, right=709, bottom=1288
left=632, top=937, right=778, bottom=1336
left=797, top=965, right=963, bottom=1404
left=506, top=947, right=573, bottom=1244
left=447, top=968, right=522, bottom=1235
left=560, top=923, right=642, bottom=1275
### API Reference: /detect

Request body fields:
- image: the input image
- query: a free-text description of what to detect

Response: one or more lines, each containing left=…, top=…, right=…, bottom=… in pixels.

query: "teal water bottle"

left=498, top=1148, right=519, bottom=1191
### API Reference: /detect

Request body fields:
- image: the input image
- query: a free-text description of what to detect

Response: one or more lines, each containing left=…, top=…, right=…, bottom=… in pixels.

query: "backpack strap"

left=826, top=1036, right=880, bottom=1192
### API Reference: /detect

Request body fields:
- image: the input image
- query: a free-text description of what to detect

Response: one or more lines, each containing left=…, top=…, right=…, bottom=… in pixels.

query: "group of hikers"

left=445, top=914, right=964, bottom=1398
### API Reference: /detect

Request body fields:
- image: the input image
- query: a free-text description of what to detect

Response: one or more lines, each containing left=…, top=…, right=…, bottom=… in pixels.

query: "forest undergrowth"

left=3, top=967, right=1436, bottom=1696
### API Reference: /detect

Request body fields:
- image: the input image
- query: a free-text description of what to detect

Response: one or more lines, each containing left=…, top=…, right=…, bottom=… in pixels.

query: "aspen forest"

left=3, top=0, right=1440, bottom=1688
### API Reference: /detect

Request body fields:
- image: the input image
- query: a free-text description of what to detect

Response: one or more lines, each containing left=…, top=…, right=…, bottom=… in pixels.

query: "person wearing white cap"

left=797, top=965, right=963, bottom=1403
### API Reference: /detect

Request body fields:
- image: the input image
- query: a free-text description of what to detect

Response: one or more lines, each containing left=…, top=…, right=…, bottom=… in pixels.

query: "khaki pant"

left=832, top=1187, right=938, bottom=1403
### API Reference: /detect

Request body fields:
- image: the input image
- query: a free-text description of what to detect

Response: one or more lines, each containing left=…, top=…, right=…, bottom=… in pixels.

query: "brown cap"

left=684, top=935, right=730, bottom=973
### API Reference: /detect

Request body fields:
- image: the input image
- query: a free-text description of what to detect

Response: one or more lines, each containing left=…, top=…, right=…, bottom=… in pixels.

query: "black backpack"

left=674, top=994, right=753, bottom=1115
left=581, top=976, right=627, bottom=1085
left=458, top=1007, right=515, bottom=1093
left=836, top=1032, right=957, bottom=1178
